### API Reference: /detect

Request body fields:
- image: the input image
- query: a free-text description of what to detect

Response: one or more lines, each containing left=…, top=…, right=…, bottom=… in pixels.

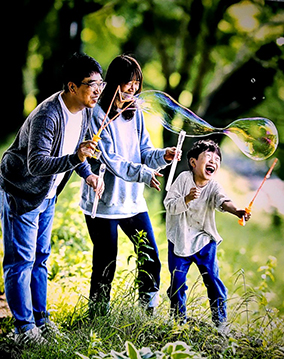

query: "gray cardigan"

left=0, top=92, right=93, bottom=215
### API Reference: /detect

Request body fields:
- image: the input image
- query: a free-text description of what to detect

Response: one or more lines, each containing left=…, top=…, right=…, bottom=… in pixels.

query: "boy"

left=164, top=139, right=250, bottom=332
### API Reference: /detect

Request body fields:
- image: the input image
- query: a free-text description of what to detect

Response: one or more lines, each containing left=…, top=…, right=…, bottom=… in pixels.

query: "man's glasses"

left=81, top=81, right=107, bottom=91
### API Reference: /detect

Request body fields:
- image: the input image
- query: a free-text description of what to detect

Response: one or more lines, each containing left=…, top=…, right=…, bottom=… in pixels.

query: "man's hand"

left=86, top=174, right=105, bottom=198
left=164, top=147, right=182, bottom=162
left=150, top=171, right=163, bottom=191
left=77, top=140, right=98, bottom=162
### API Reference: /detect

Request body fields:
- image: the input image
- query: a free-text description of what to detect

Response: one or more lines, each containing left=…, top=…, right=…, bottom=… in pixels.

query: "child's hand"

left=236, top=209, right=251, bottom=222
left=185, top=187, right=201, bottom=204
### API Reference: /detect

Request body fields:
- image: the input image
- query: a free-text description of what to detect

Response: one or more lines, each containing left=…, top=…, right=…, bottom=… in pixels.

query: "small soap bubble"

left=136, top=90, right=278, bottom=161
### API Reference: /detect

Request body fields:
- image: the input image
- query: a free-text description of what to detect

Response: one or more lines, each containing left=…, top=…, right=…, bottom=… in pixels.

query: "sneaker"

left=216, top=322, right=231, bottom=336
left=14, top=326, right=49, bottom=347
left=145, top=307, right=155, bottom=316
left=39, top=321, right=69, bottom=341
left=38, top=321, right=65, bottom=339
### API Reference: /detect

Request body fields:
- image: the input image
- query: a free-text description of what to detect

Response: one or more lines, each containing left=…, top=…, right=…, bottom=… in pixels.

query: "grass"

left=1, top=275, right=284, bottom=358
left=0, top=137, right=284, bottom=358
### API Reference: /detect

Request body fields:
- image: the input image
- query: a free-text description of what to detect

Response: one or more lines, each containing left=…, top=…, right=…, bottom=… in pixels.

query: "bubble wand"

left=165, top=130, right=186, bottom=191
left=92, top=85, right=120, bottom=143
left=90, top=87, right=134, bottom=215
left=92, top=86, right=135, bottom=143
left=91, top=163, right=106, bottom=219
left=238, top=158, right=278, bottom=226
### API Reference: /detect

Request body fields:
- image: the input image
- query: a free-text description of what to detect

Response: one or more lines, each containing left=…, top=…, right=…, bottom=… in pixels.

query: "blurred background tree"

left=3, top=0, right=284, bottom=178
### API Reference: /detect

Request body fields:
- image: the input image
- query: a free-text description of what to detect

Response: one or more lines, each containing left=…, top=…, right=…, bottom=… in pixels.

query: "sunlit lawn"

left=0, top=130, right=283, bottom=322
left=1, top=134, right=284, bottom=358
left=47, top=164, right=284, bottom=323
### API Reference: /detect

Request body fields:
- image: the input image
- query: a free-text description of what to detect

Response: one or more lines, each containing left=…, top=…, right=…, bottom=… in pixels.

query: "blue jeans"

left=85, top=212, right=161, bottom=312
left=167, top=240, right=227, bottom=325
left=1, top=191, right=55, bottom=333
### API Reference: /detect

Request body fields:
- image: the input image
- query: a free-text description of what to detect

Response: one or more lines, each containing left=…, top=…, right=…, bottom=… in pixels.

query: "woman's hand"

left=86, top=174, right=105, bottom=198
left=150, top=171, right=163, bottom=191
left=164, top=147, right=182, bottom=162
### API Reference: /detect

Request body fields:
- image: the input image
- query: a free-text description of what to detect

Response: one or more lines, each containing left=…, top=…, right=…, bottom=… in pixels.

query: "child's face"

left=190, top=150, right=221, bottom=181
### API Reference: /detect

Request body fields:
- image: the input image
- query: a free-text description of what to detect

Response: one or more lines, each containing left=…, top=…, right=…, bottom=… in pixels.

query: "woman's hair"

left=99, top=55, right=143, bottom=120
left=62, top=52, right=102, bottom=92
left=187, top=139, right=222, bottom=171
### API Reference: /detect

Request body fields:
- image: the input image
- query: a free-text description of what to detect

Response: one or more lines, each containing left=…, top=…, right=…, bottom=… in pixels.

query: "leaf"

left=110, top=350, right=129, bottom=359
left=139, top=252, right=154, bottom=262
left=142, top=244, right=154, bottom=251
left=127, top=255, right=135, bottom=265
left=139, top=347, right=156, bottom=359
left=173, top=342, right=189, bottom=352
left=75, top=352, right=90, bottom=359
left=171, top=352, right=191, bottom=359
left=162, top=342, right=175, bottom=355
left=125, top=341, right=142, bottom=359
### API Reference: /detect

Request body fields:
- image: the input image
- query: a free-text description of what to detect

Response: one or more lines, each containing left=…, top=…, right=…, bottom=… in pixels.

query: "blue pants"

left=85, top=212, right=161, bottom=311
left=1, top=191, right=55, bottom=333
left=167, top=240, right=227, bottom=325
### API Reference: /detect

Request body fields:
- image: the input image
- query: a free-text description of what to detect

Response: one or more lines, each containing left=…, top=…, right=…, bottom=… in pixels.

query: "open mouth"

left=205, top=165, right=215, bottom=175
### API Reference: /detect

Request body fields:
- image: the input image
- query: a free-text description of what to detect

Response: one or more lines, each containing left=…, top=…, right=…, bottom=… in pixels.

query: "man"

left=0, top=52, right=105, bottom=346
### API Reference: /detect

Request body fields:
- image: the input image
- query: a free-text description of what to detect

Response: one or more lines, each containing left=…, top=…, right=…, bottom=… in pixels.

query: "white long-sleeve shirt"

left=80, top=105, right=169, bottom=218
left=163, top=171, right=230, bottom=257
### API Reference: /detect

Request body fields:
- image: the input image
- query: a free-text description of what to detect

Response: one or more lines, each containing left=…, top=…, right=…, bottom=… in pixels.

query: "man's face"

left=73, top=72, right=104, bottom=109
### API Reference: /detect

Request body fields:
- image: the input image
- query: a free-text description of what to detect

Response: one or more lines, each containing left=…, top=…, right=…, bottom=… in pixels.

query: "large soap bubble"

left=134, top=90, right=278, bottom=161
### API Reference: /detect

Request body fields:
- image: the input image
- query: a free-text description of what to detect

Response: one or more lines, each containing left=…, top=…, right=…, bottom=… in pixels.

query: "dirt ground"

left=0, top=294, right=10, bottom=318
left=0, top=293, right=11, bottom=334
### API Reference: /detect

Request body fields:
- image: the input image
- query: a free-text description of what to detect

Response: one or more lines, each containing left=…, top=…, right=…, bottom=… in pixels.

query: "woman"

left=80, top=55, right=178, bottom=315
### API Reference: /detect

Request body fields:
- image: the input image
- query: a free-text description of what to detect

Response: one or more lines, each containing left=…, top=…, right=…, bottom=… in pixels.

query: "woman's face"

left=120, top=79, right=140, bottom=95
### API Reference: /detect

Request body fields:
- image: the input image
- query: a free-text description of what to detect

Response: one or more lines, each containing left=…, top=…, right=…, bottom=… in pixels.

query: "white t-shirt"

left=46, top=94, right=83, bottom=199
left=164, top=171, right=230, bottom=257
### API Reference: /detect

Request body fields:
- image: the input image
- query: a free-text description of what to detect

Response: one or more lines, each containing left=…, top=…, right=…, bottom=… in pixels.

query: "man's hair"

left=62, top=52, right=102, bottom=92
left=187, top=139, right=222, bottom=171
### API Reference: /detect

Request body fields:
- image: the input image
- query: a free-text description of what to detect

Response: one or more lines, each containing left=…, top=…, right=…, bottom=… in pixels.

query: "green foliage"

left=127, top=230, right=155, bottom=290
left=1, top=144, right=284, bottom=359
left=49, top=177, right=91, bottom=282
left=76, top=340, right=205, bottom=359
left=1, top=249, right=284, bottom=358
left=1, top=283, right=283, bottom=359
left=0, top=227, right=4, bottom=294
left=256, top=256, right=277, bottom=294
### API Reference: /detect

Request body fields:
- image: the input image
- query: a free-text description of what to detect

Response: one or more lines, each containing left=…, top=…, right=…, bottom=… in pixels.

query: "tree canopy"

left=4, top=0, right=284, bottom=177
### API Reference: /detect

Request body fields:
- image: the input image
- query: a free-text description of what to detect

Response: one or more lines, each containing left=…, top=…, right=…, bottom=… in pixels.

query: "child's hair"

left=187, top=139, right=222, bottom=171
left=99, top=54, right=143, bottom=120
